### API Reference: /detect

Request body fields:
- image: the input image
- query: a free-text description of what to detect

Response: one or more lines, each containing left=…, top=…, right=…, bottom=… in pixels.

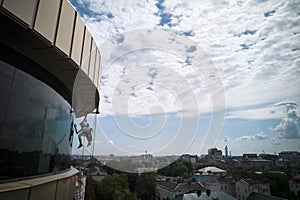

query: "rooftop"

left=192, top=174, right=218, bottom=185
left=198, top=166, right=226, bottom=174
left=241, top=178, right=268, bottom=185
left=289, top=174, right=300, bottom=183
left=173, top=191, right=237, bottom=200
left=247, top=192, right=287, bottom=200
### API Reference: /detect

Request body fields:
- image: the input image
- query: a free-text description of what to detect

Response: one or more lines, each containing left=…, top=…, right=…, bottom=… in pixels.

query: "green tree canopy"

left=135, top=173, right=156, bottom=200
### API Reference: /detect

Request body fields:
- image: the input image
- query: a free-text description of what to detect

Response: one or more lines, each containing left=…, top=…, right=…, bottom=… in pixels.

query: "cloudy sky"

left=70, top=0, right=300, bottom=156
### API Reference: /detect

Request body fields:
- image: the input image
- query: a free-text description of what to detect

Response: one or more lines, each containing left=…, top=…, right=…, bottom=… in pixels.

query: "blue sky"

left=70, top=0, right=300, bottom=156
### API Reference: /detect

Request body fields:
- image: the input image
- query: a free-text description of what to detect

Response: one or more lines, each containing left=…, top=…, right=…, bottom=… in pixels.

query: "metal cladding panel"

left=94, top=50, right=101, bottom=87
left=2, top=0, right=36, bottom=26
left=72, top=69, right=98, bottom=117
left=56, top=178, right=71, bottom=200
left=81, top=30, right=91, bottom=75
left=88, top=41, right=97, bottom=81
left=56, top=0, right=75, bottom=56
left=71, top=14, right=84, bottom=65
left=29, top=181, right=57, bottom=200
left=34, top=0, right=61, bottom=43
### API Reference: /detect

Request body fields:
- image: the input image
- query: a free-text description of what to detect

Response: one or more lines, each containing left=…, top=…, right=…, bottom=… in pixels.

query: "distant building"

left=208, top=148, right=223, bottom=157
left=289, top=174, right=300, bottom=196
left=180, top=154, right=198, bottom=164
left=279, top=151, right=300, bottom=157
left=279, top=151, right=300, bottom=165
left=243, top=159, right=273, bottom=170
left=201, top=148, right=223, bottom=164
left=235, top=178, right=270, bottom=200
left=243, top=153, right=258, bottom=160
left=156, top=179, right=203, bottom=200
left=225, top=145, right=229, bottom=158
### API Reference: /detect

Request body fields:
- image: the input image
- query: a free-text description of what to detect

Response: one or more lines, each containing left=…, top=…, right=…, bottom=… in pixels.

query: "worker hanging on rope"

left=74, top=115, right=93, bottom=148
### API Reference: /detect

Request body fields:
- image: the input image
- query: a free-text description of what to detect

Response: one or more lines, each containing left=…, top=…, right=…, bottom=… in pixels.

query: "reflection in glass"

left=0, top=59, right=73, bottom=180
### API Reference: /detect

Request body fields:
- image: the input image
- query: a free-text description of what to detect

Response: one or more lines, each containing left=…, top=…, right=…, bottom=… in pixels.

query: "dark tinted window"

left=0, top=59, right=73, bottom=181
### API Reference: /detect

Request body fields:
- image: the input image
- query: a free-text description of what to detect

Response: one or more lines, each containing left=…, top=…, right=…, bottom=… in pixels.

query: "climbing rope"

left=91, top=112, right=97, bottom=161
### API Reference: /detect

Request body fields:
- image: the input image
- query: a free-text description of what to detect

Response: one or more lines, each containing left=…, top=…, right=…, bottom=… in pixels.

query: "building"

left=173, top=191, right=238, bottom=200
left=180, top=154, right=198, bottom=164
left=289, top=174, right=300, bottom=196
left=240, top=154, right=273, bottom=170
left=197, top=166, right=226, bottom=177
left=156, top=179, right=203, bottom=200
left=201, top=148, right=223, bottom=164
left=208, top=148, right=223, bottom=157
left=193, top=173, right=218, bottom=186
left=225, top=145, right=229, bottom=158
left=193, top=173, right=236, bottom=197
left=242, top=159, right=273, bottom=170
left=235, top=178, right=270, bottom=200
left=242, top=154, right=258, bottom=160
left=279, top=151, right=300, bottom=166
left=219, top=176, right=236, bottom=197
left=0, top=0, right=100, bottom=199
left=247, top=192, right=287, bottom=200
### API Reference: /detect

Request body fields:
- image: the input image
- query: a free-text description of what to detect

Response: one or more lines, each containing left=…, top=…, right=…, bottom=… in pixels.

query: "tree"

left=127, top=173, right=138, bottom=193
left=135, top=173, right=156, bottom=200
left=85, top=176, right=97, bottom=200
left=88, top=173, right=137, bottom=200
left=157, top=160, right=192, bottom=177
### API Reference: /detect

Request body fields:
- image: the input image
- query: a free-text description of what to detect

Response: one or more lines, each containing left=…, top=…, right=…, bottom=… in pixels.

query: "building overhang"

left=0, top=1, right=100, bottom=117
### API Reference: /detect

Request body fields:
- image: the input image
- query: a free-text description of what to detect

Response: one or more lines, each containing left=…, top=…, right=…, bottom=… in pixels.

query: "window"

left=0, top=48, right=73, bottom=181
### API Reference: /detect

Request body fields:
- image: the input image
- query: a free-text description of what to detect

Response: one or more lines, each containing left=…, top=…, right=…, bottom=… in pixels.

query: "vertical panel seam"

left=27, top=186, right=32, bottom=200
left=87, top=37, right=93, bottom=75
left=79, top=26, right=86, bottom=66
left=92, top=48, right=97, bottom=82
left=69, top=12, right=77, bottom=58
left=53, top=0, right=63, bottom=45
left=31, top=0, right=40, bottom=29
left=0, top=0, right=4, bottom=8
left=54, top=180, right=59, bottom=200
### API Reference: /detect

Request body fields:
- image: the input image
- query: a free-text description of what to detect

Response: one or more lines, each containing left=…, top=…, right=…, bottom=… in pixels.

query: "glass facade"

left=0, top=53, right=74, bottom=181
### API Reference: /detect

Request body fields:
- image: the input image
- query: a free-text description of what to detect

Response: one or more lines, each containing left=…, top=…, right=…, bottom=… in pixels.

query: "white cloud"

left=226, top=105, right=283, bottom=120
left=70, top=0, right=300, bottom=119
left=235, top=132, right=268, bottom=141
left=271, top=101, right=300, bottom=138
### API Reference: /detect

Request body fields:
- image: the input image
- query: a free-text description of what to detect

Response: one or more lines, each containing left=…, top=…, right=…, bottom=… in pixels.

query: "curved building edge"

left=0, top=0, right=100, bottom=199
